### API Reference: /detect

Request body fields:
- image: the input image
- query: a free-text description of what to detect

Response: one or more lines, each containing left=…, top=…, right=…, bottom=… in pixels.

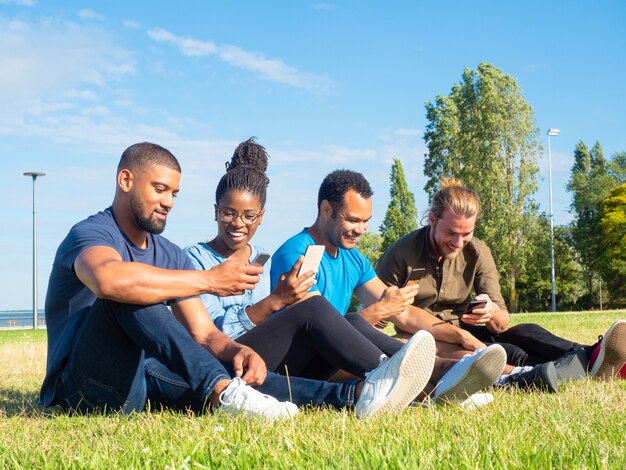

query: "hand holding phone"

left=297, top=245, right=325, bottom=277
left=403, top=267, right=426, bottom=287
left=463, top=299, right=487, bottom=315
left=250, top=252, right=270, bottom=267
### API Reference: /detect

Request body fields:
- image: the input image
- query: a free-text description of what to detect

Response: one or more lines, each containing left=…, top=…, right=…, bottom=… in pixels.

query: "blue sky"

left=3, top=1, right=625, bottom=310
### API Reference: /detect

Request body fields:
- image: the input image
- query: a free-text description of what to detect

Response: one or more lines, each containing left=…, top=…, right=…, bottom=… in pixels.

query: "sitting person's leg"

left=57, top=299, right=231, bottom=414
left=237, top=296, right=384, bottom=379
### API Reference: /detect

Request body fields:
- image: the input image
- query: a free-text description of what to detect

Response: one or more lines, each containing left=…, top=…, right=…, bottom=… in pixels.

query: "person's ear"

left=428, top=212, right=435, bottom=228
left=320, top=200, right=333, bottom=218
left=118, top=169, right=134, bottom=193
left=257, top=208, right=266, bottom=225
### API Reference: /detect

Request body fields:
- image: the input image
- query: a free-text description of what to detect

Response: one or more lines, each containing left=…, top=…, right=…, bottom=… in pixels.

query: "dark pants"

left=55, top=299, right=357, bottom=414
left=237, top=296, right=405, bottom=380
left=462, top=322, right=585, bottom=366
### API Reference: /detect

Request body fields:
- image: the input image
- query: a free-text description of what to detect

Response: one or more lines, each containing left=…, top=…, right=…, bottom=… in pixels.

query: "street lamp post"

left=547, top=129, right=560, bottom=312
left=23, top=172, right=46, bottom=329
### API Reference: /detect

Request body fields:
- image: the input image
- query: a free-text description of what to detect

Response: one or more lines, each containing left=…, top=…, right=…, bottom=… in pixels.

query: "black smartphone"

left=403, top=267, right=426, bottom=287
left=463, top=299, right=487, bottom=314
left=251, top=252, right=270, bottom=267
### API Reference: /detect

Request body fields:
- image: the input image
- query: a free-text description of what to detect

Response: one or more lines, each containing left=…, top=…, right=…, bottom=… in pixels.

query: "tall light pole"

left=547, top=129, right=560, bottom=312
left=24, top=172, right=46, bottom=329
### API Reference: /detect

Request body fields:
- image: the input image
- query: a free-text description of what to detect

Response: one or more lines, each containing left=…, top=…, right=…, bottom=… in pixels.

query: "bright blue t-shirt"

left=270, top=229, right=376, bottom=315
left=39, top=207, right=194, bottom=407
left=184, top=242, right=270, bottom=340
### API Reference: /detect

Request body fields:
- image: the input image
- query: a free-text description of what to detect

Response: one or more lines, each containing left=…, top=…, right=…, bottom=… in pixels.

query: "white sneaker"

left=355, top=330, right=436, bottom=419
left=589, top=320, right=626, bottom=380
left=459, top=392, right=494, bottom=409
left=432, top=344, right=506, bottom=405
left=217, top=378, right=298, bottom=420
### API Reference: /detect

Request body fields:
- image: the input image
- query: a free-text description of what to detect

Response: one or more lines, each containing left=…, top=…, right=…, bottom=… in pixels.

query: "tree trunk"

left=508, top=272, right=518, bottom=313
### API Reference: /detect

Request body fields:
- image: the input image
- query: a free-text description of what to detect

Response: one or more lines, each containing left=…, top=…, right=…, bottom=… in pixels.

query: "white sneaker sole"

left=362, top=330, right=436, bottom=418
left=435, top=345, right=506, bottom=405
left=590, top=320, right=626, bottom=381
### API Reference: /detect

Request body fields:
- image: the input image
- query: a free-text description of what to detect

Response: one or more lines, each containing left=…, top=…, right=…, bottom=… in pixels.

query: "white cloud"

left=78, top=9, right=104, bottom=20
left=378, top=127, right=422, bottom=141
left=122, top=19, right=140, bottom=29
left=147, top=28, right=332, bottom=92
left=312, top=3, right=336, bottom=10
left=0, top=0, right=36, bottom=5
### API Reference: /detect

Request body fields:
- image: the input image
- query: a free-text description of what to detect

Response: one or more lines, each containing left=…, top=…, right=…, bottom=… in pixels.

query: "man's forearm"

left=486, top=307, right=510, bottom=334
left=357, top=303, right=386, bottom=325
left=390, top=306, right=470, bottom=345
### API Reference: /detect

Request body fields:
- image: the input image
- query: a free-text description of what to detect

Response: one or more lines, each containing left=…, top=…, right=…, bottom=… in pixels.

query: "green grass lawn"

left=1, top=311, right=625, bottom=468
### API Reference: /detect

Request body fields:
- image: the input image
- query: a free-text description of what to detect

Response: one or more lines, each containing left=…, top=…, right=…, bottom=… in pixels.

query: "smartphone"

left=251, top=252, right=270, bottom=267
left=463, top=299, right=487, bottom=314
left=403, top=267, right=426, bottom=287
left=297, top=245, right=325, bottom=277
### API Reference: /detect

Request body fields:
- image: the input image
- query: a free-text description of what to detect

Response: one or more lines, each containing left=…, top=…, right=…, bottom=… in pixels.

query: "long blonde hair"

left=429, top=178, right=480, bottom=220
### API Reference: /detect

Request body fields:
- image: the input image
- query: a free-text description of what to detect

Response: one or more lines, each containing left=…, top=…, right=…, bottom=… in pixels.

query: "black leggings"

left=237, top=296, right=404, bottom=380
left=462, top=323, right=586, bottom=366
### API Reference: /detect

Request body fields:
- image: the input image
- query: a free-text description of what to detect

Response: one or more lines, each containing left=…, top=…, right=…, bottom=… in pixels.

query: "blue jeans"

left=55, top=300, right=356, bottom=413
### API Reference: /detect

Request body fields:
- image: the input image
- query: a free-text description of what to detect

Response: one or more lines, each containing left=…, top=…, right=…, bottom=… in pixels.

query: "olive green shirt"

left=376, top=226, right=506, bottom=327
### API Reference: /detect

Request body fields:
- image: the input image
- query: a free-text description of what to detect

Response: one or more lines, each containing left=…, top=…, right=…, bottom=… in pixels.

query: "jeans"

left=55, top=299, right=357, bottom=413
left=237, top=296, right=405, bottom=381
left=462, top=322, right=585, bottom=366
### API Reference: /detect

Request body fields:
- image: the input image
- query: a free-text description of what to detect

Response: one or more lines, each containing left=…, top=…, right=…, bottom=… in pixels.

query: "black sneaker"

left=500, top=362, right=558, bottom=393
left=553, top=348, right=589, bottom=383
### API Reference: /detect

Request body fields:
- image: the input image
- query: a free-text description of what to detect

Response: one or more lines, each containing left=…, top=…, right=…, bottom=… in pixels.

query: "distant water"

left=0, top=310, right=46, bottom=329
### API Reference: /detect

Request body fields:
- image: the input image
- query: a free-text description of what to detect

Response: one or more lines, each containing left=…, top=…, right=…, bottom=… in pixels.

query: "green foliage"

left=608, top=151, right=626, bottom=185
left=516, top=218, right=585, bottom=312
left=566, top=141, right=619, bottom=307
left=598, top=183, right=626, bottom=303
left=379, top=159, right=418, bottom=252
left=423, top=63, right=541, bottom=311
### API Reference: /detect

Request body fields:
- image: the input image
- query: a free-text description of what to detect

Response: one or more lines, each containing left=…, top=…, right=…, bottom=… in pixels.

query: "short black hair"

left=117, top=142, right=181, bottom=173
left=215, top=137, right=270, bottom=207
left=317, top=169, right=373, bottom=211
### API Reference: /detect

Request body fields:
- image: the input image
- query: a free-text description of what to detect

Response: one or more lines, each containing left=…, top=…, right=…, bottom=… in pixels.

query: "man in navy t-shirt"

left=40, top=143, right=446, bottom=420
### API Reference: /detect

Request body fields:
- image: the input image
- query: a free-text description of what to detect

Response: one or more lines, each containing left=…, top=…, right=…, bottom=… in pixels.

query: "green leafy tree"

left=608, top=151, right=626, bottom=185
left=379, top=159, right=418, bottom=252
left=598, top=183, right=626, bottom=304
left=566, top=141, right=617, bottom=307
left=517, top=217, right=585, bottom=311
left=423, top=63, right=541, bottom=311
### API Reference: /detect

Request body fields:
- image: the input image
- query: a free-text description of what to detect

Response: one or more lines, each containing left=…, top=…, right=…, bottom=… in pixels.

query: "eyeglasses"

left=217, top=208, right=261, bottom=226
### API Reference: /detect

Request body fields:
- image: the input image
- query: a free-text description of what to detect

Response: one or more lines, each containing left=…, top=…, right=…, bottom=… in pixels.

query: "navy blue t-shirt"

left=39, top=207, right=194, bottom=406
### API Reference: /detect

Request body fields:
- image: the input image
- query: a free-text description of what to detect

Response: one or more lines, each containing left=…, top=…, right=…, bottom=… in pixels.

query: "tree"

left=566, top=141, right=617, bottom=307
left=423, top=63, right=541, bottom=311
left=608, top=151, right=626, bottom=185
left=598, top=183, right=626, bottom=304
left=379, top=159, right=418, bottom=252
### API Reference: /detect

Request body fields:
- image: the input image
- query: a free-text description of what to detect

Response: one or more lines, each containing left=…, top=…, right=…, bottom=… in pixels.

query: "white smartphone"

left=297, top=245, right=325, bottom=277
left=251, top=252, right=270, bottom=267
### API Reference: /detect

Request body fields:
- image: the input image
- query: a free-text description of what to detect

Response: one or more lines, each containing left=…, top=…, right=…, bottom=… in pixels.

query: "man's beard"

left=131, top=195, right=166, bottom=234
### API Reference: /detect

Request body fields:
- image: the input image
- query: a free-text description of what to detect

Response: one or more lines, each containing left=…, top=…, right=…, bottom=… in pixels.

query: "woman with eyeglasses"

left=183, top=138, right=506, bottom=408
left=184, top=137, right=406, bottom=381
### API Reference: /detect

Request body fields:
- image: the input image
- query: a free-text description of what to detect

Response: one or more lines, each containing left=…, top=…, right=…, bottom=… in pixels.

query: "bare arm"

left=74, top=246, right=263, bottom=305
left=244, top=256, right=316, bottom=324
left=356, top=277, right=485, bottom=351
left=354, top=277, right=419, bottom=325
left=171, top=298, right=267, bottom=385
left=460, top=293, right=510, bottom=334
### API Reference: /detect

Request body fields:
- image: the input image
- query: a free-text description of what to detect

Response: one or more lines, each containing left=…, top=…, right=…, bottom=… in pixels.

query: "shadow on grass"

left=0, top=387, right=61, bottom=418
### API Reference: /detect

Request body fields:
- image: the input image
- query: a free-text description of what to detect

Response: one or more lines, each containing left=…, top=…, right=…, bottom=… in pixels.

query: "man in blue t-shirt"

left=271, top=170, right=453, bottom=342
left=40, top=143, right=443, bottom=420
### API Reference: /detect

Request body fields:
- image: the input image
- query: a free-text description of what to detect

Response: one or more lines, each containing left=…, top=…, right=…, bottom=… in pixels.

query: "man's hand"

left=231, top=345, right=267, bottom=386
left=270, top=256, right=316, bottom=309
left=460, top=293, right=497, bottom=326
left=377, top=284, right=420, bottom=320
left=206, top=260, right=263, bottom=296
